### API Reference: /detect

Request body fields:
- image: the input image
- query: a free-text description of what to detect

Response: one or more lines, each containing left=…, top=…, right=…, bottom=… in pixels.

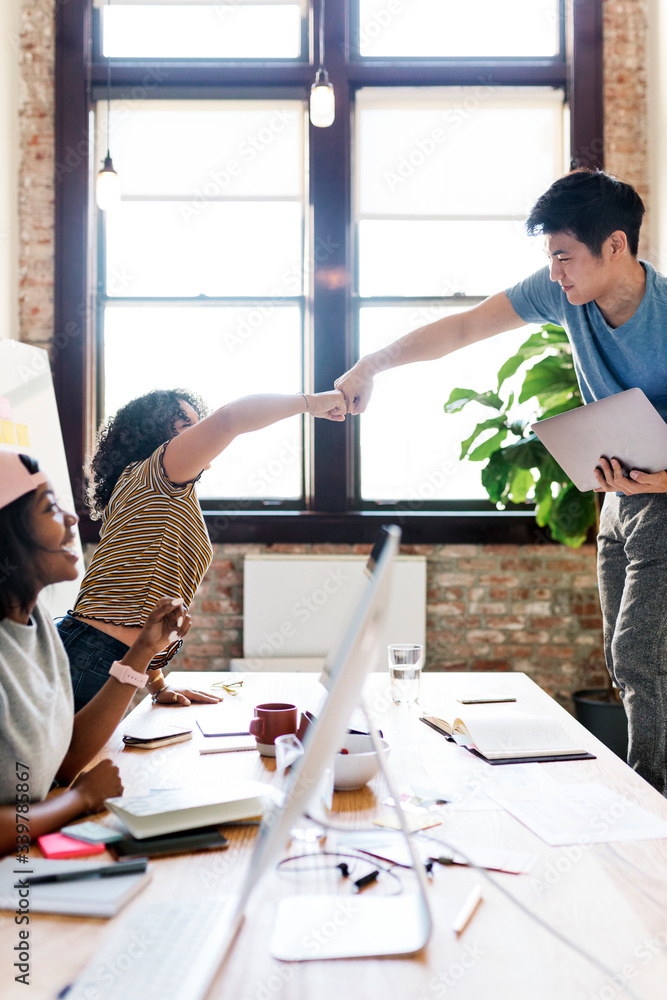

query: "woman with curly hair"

left=0, top=451, right=190, bottom=853
left=57, top=386, right=345, bottom=710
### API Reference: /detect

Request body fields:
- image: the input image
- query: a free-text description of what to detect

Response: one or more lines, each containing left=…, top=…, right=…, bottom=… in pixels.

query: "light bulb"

left=96, top=153, right=121, bottom=211
left=310, top=71, right=335, bottom=128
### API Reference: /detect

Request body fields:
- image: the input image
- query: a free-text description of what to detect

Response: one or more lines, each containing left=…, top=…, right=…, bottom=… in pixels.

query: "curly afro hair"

left=86, top=388, right=209, bottom=519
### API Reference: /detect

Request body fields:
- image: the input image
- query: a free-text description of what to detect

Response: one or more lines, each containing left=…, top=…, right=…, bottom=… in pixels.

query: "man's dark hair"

left=86, top=388, right=208, bottom=519
left=0, top=454, right=44, bottom=620
left=525, top=169, right=645, bottom=257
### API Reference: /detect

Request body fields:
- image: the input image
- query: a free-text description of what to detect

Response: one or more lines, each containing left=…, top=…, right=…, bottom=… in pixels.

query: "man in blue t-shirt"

left=333, top=169, right=667, bottom=796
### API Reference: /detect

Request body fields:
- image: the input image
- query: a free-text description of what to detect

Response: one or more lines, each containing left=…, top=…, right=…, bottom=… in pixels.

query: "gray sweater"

left=0, top=602, right=74, bottom=803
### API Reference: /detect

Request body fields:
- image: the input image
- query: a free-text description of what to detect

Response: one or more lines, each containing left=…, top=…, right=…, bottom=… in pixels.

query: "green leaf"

left=540, top=324, right=570, bottom=340
left=496, top=326, right=570, bottom=390
left=469, top=430, right=509, bottom=462
left=537, top=394, right=582, bottom=420
left=444, top=387, right=504, bottom=414
left=518, top=355, right=576, bottom=405
left=508, top=466, right=535, bottom=503
left=460, top=417, right=508, bottom=460
left=534, top=489, right=553, bottom=528
left=499, top=436, right=546, bottom=471
left=481, top=450, right=513, bottom=504
left=549, top=484, right=597, bottom=547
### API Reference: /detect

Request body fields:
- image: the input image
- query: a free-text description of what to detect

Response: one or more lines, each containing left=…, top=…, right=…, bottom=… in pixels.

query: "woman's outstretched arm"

left=163, top=390, right=344, bottom=484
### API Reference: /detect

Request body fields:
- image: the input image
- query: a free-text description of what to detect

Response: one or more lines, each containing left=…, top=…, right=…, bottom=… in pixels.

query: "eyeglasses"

left=209, top=679, right=244, bottom=695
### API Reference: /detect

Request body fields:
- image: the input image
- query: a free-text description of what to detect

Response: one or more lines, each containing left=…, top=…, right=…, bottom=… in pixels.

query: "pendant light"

left=96, top=0, right=121, bottom=211
left=310, top=0, right=335, bottom=128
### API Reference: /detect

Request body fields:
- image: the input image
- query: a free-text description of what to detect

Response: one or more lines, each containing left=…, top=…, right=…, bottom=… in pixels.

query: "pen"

left=204, top=732, right=251, bottom=738
left=26, top=859, right=148, bottom=885
left=452, top=884, right=483, bottom=936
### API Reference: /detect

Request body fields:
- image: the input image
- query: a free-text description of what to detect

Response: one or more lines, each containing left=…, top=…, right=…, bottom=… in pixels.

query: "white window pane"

left=358, top=220, right=545, bottom=297
left=359, top=306, right=532, bottom=501
left=103, top=4, right=302, bottom=59
left=102, top=102, right=302, bottom=198
left=358, top=0, right=559, bottom=58
left=106, top=201, right=302, bottom=297
left=358, top=97, right=563, bottom=217
left=104, top=304, right=302, bottom=499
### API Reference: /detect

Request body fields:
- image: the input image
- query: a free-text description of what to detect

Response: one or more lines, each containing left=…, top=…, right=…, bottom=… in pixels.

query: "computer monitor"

left=238, top=524, right=433, bottom=960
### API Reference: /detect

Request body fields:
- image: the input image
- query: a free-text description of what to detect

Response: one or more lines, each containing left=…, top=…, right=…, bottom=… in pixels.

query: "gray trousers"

left=597, top=492, right=667, bottom=795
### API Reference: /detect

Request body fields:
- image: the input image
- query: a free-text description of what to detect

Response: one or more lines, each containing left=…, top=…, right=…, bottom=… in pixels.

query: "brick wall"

left=157, top=540, right=602, bottom=711
left=19, top=1, right=648, bottom=708
left=17, top=0, right=54, bottom=349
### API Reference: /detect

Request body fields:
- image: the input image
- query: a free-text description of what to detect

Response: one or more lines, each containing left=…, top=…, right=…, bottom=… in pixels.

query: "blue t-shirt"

left=505, top=261, right=667, bottom=421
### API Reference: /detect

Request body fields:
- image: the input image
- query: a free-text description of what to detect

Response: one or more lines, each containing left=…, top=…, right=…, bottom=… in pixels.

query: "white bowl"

left=332, top=734, right=390, bottom=791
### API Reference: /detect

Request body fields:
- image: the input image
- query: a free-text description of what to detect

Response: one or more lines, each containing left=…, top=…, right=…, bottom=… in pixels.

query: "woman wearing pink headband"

left=0, top=451, right=190, bottom=853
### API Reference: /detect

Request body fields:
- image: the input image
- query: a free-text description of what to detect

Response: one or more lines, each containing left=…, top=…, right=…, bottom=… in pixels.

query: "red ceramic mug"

left=249, top=703, right=298, bottom=757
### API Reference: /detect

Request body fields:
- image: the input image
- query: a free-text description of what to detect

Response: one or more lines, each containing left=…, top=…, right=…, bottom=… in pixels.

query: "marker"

left=26, top=859, right=148, bottom=885
left=452, top=884, right=483, bottom=936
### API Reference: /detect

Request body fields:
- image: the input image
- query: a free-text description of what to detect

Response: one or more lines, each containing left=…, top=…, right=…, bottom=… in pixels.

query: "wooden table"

left=3, top=671, right=667, bottom=1000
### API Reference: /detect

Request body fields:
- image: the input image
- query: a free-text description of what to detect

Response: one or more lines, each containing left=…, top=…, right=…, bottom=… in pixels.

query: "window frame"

left=54, top=0, right=603, bottom=544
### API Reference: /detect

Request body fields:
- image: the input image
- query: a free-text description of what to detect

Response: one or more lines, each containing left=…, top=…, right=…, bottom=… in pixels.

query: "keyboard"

left=63, top=896, right=242, bottom=1000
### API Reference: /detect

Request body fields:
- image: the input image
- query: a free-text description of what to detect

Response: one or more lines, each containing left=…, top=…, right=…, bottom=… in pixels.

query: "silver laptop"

left=531, top=388, right=667, bottom=492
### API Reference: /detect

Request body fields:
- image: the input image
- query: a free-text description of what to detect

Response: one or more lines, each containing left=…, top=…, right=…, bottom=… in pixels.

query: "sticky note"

left=0, top=397, right=11, bottom=420
left=0, top=420, right=17, bottom=445
left=37, top=833, right=107, bottom=859
left=15, top=424, right=30, bottom=447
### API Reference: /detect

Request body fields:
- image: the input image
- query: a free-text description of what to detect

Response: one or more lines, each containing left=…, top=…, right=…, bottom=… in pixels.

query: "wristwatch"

left=109, top=660, right=148, bottom=688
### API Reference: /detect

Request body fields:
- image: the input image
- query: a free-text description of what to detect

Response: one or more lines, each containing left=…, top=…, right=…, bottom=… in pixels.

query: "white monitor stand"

left=269, top=699, right=433, bottom=961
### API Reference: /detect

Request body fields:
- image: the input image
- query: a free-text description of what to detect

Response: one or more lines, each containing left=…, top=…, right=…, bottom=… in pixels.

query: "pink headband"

left=0, top=451, right=48, bottom=511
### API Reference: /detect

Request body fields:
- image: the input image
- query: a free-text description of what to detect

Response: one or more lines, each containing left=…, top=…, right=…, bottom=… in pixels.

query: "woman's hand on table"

left=152, top=684, right=223, bottom=706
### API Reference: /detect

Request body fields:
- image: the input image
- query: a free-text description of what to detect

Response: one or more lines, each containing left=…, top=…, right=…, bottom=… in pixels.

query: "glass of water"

left=388, top=643, right=424, bottom=706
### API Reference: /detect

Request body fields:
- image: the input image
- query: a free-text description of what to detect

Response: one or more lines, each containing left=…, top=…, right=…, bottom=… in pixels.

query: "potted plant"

left=444, top=323, right=628, bottom=757
left=444, top=322, right=597, bottom=546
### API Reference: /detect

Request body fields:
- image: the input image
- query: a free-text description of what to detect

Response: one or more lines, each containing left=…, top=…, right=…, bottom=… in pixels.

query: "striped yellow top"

left=73, top=442, right=213, bottom=669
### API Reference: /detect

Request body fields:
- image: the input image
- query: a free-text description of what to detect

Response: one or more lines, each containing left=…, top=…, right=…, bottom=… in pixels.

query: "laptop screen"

left=237, top=525, right=401, bottom=904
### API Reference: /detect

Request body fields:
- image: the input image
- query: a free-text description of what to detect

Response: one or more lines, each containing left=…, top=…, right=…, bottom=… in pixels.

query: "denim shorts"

left=56, top=614, right=130, bottom=713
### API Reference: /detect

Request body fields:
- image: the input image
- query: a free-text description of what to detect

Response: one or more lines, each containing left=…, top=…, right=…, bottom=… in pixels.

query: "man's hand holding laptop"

left=593, top=457, right=667, bottom=495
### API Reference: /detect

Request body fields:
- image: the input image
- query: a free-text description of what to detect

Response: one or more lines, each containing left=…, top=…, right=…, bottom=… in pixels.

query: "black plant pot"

left=572, top=689, right=629, bottom=761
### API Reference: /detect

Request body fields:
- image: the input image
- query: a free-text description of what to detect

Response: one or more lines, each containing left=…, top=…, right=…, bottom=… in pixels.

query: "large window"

left=55, top=0, right=603, bottom=542
left=98, top=99, right=306, bottom=501
left=355, top=87, right=567, bottom=502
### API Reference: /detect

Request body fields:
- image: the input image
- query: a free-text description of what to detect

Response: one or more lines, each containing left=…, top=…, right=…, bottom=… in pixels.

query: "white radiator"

left=233, top=554, right=426, bottom=672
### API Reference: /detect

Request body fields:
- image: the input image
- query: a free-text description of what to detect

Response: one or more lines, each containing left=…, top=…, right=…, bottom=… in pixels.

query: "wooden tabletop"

left=3, top=670, right=667, bottom=1000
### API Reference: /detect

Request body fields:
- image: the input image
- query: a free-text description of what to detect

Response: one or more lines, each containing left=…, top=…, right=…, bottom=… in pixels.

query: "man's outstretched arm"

left=333, top=291, right=527, bottom=415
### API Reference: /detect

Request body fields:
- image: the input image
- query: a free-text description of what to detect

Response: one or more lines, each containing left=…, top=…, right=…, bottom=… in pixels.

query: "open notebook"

left=421, top=709, right=595, bottom=764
